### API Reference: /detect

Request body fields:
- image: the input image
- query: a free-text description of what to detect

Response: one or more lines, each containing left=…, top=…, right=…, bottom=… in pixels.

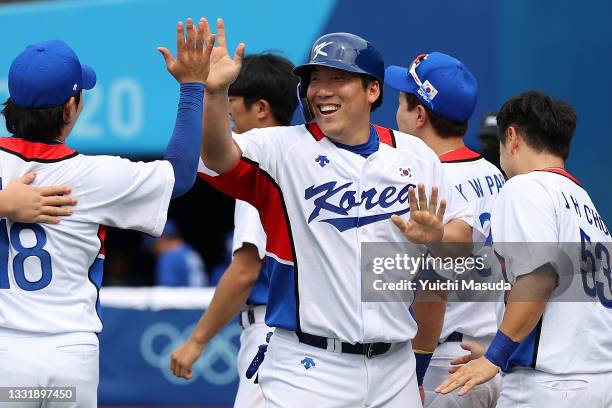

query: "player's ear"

left=506, top=126, right=521, bottom=153
left=63, top=97, right=77, bottom=123
left=416, top=104, right=428, bottom=128
left=255, top=99, right=271, bottom=120
left=367, top=80, right=380, bottom=105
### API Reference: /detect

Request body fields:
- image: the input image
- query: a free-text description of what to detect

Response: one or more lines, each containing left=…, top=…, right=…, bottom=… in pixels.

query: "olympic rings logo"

left=140, top=321, right=241, bottom=385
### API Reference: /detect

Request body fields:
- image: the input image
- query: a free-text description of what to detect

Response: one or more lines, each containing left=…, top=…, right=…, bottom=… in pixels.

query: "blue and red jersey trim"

left=537, top=167, right=582, bottom=187
left=306, top=123, right=396, bottom=148
left=439, top=146, right=482, bottom=163
left=198, top=159, right=301, bottom=331
left=0, top=137, right=77, bottom=162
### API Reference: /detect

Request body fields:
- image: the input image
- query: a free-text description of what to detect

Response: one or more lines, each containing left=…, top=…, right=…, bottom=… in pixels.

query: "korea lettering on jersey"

left=492, top=169, right=612, bottom=374
left=437, top=147, right=505, bottom=341
left=0, top=138, right=174, bottom=335
left=198, top=123, right=473, bottom=344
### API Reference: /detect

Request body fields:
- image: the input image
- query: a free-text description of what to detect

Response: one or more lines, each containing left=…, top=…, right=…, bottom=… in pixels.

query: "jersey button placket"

left=358, top=159, right=371, bottom=340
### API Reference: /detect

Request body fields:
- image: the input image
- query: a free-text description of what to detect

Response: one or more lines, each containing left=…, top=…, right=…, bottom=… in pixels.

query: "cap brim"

left=81, top=64, right=97, bottom=90
left=384, top=65, right=417, bottom=93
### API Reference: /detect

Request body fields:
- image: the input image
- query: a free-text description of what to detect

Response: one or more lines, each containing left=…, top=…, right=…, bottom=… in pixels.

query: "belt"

left=444, top=331, right=463, bottom=343
left=296, top=332, right=392, bottom=358
left=240, top=305, right=266, bottom=329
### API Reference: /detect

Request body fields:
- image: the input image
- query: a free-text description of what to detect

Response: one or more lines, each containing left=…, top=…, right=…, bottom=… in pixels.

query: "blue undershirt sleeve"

left=164, top=82, right=204, bottom=198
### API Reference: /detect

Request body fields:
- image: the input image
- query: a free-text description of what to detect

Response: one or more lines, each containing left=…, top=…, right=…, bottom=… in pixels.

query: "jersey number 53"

left=580, top=228, right=612, bottom=308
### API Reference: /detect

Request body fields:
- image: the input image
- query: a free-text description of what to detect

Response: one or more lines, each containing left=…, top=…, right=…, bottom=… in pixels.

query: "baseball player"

left=0, top=18, right=213, bottom=407
left=170, top=53, right=298, bottom=408
left=197, top=19, right=474, bottom=407
left=386, top=52, right=504, bottom=408
left=0, top=172, right=75, bottom=224
left=436, top=90, right=612, bottom=407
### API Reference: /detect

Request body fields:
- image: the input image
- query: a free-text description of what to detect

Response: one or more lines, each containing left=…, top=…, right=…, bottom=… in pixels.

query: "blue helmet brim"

left=294, top=60, right=381, bottom=83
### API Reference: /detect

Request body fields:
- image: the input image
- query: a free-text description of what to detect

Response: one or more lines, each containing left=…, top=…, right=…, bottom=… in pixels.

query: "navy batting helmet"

left=294, top=33, right=385, bottom=122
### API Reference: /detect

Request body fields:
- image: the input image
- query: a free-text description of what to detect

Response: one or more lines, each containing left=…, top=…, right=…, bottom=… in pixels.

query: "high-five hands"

left=204, top=18, right=245, bottom=93
left=158, top=17, right=216, bottom=84
left=391, top=183, right=446, bottom=244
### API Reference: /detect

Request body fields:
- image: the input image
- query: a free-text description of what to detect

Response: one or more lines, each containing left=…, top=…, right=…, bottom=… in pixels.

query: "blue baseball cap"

left=9, top=40, right=96, bottom=109
left=385, top=52, right=477, bottom=122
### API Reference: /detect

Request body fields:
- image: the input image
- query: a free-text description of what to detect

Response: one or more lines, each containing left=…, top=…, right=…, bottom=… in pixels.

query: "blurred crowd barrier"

left=98, top=287, right=240, bottom=406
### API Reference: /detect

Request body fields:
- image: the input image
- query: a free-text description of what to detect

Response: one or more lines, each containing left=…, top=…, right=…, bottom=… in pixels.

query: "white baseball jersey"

left=492, top=169, right=612, bottom=374
left=233, top=200, right=267, bottom=259
left=232, top=200, right=269, bottom=305
left=0, top=138, right=174, bottom=334
left=438, top=147, right=505, bottom=340
left=199, top=123, right=473, bottom=343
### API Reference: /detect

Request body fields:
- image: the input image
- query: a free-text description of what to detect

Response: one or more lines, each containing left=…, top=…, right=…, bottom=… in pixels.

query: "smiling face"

left=306, top=66, right=379, bottom=144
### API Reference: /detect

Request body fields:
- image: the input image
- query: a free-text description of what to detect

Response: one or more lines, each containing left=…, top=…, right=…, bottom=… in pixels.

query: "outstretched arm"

left=436, top=265, right=557, bottom=396
left=200, top=18, right=245, bottom=174
left=158, top=18, right=215, bottom=198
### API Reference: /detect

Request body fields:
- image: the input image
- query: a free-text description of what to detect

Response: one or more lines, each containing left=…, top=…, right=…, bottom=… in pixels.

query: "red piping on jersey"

left=306, top=123, right=396, bottom=147
left=538, top=167, right=582, bottom=187
left=97, top=226, right=107, bottom=257
left=439, top=146, right=481, bottom=163
left=0, top=137, right=77, bottom=162
left=198, top=160, right=294, bottom=263
left=372, top=124, right=396, bottom=147
left=198, top=158, right=300, bottom=331
left=305, top=123, right=325, bottom=141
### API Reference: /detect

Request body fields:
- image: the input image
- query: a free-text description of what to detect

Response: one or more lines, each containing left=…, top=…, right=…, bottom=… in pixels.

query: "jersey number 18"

left=0, top=178, right=52, bottom=291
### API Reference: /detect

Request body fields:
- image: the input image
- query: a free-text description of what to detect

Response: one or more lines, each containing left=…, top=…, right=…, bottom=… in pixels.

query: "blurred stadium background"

left=0, top=0, right=610, bottom=406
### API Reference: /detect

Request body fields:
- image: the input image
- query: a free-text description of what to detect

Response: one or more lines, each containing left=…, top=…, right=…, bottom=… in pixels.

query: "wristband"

left=414, top=349, right=433, bottom=386
left=484, top=329, right=519, bottom=372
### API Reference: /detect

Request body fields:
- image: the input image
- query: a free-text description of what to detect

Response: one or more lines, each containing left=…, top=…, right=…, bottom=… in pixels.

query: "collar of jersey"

left=439, top=146, right=481, bottom=163
left=537, top=167, right=582, bottom=187
left=331, top=125, right=379, bottom=159
left=0, top=136, right=77, bottom=162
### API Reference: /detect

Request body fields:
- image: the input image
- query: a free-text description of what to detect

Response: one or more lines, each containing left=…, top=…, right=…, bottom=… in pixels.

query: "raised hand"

left=158, top=17, right=215, bottom=84
left=2, top=172, right=76, bottom=224
left=204, top=18, right=245, bottom=93
left=391, top=184, right=446, bottom=244
left=170, top=337, right=206, bottom=380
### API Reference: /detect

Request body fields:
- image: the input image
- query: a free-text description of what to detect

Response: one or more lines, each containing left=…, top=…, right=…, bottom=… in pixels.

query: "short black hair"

left=1, top=92, right=81, bottom=142
left=404, top=93, right=468, bottom=137
left=496, top=90, right=577, bottom=160
left=228, top=53, right=299, bottom=126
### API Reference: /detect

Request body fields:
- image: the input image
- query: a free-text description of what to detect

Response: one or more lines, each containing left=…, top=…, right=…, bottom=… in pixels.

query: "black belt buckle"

left=365, top=342, right=391, bottom=358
